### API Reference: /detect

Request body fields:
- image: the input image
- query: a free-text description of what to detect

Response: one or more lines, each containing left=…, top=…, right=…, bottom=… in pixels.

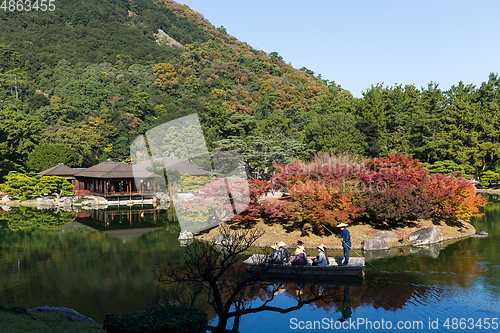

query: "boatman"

left=336, top=223, right=350, bottom=265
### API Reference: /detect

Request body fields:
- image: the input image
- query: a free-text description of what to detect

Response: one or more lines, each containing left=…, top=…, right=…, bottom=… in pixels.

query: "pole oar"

left=322, top=224, right=387, bottom=279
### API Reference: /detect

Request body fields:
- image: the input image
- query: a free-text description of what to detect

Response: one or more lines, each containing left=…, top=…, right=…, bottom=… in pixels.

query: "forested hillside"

left=1, top=0, right=500, bottom=181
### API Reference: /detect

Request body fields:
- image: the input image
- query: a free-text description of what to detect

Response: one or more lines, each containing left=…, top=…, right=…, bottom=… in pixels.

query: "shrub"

left=232, top=153, right=487, bottom=231
left=479, top=170, right=499, bottom=186
left=273, top=159, right=366, bottom=232
left=423, top=160, right=466, bottom=176
left=358, top=183, right=431, bottom=222
left=103, top=306, right=207, bottom=333
left=75, top=189, right=92, bottom=198
left=249, top=179, right=274, bottom=203
left=423, top=173, right=486, bottom=220
left=362, top=153, right=429, bottom=187
left=180, top=175, right=211, bottom=191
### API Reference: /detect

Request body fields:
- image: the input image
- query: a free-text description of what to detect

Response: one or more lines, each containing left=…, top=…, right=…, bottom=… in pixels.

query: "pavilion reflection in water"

left=75, top=206, right=168, bottom=243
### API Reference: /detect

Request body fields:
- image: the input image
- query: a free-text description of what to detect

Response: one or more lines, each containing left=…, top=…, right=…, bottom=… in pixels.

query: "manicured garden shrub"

left=423, top=173, right=487, bottom=220
left=103, top=306, right=207, bottom=333
left=479, top=170, right=499, bottom=186
left=358, top=183, right=431, bottom=222
left=75, top=189, right=92, bottom=198
left=230, top=153, right=487, bottom=232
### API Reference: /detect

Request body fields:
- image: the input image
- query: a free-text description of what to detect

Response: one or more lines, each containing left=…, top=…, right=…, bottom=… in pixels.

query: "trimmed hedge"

left=103, top=306, right=207, bottom=333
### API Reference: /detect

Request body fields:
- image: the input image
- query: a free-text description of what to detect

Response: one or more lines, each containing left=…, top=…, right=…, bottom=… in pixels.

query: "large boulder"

left=212, top=233, right=233, bottom=246
left=409, top=226, right=443, bottom=246
left=470, top=231, right=488, bottom=238
left=154, top=192, right=171, bottom=209
left=28, top=306, right=95, bottom=323
left=361, top=237, right=389, bottom=251
left=178, top=230, right=193, bottom=241
left=375, top=231, right=398, bottom=242
left=178, top=230, right=194, bottom=247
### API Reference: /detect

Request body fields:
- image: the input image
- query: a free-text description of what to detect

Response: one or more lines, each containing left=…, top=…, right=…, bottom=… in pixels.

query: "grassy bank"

left=197, top=218, right=476, bottom=250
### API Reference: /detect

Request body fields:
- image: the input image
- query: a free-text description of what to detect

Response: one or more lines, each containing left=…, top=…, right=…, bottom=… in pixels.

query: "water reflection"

left=363, top=241, right=445, bottom=260
left=0, top=194, right=499, bottom=331
left=0, top=206, right=180, bottom=324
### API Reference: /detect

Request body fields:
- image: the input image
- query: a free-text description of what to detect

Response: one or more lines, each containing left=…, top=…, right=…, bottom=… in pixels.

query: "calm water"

left=1, top=196, right=499, bottom=332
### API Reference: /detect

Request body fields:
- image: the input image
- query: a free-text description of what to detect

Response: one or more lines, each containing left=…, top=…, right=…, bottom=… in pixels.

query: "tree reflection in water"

left=155, top=224, right=368, bottom=333
left=155, top=222, right=450, bottom=333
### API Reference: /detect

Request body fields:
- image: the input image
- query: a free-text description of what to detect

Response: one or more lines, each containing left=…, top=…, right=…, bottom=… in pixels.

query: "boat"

left=243, top=254, right=365, bottom=282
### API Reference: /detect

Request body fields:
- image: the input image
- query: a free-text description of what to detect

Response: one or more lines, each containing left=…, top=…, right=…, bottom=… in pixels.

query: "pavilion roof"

left=38, top=163, right=77, bottom=177
left=74, top=160, right=160, bottom=179
left=133, top=157, right=209, bottom=176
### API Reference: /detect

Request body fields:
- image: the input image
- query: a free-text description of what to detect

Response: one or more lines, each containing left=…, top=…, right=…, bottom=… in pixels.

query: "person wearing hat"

left=312, top=244, right=328, bottom=267
left=277, top=241, right=290, bottom=263
left=268, top=242, right=284, bottom=264
left=290, top=245, right=307, bottom=265
left=337, top=223, right=351, bottom=265
left=338, top=286, right=352, bottom=322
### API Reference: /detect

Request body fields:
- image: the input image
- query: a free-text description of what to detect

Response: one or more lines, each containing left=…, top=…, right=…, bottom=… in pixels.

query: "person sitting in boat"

left=277, top=241, right=290, bottom=263
left=268, top=243, right=285, bottom=264
left=337, top=223, right=351, bottom=266
left=290, top=245, right=307, bottom=265
left=312, top=244, right=328, bottom=267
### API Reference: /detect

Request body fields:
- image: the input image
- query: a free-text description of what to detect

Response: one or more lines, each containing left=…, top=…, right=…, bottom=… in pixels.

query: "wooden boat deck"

left=243, top=254, right=365, bottom=281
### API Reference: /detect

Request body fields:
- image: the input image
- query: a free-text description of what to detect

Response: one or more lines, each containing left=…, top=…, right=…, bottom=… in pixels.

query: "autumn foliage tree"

left=232, top=153, right=486, bottom=233
left=423, top=173, right=487, bottom=221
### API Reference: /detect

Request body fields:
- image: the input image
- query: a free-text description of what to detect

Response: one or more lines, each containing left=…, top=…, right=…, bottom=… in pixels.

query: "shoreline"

left=475, top=188, right=500, bottom=194
left=197, top=219, right=477, bottom=251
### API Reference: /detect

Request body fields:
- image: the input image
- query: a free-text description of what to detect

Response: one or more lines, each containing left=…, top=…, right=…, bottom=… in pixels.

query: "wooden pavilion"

left=38, top=163, right=79, bottom=187
left=73, top=160, right=161, bottom=199
left=40, top=160, right=161, bottom=200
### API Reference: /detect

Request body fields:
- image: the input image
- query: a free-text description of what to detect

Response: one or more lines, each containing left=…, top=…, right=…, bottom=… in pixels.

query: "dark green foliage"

left=424, top=160, right=465, bottom=175
left=146, top=161, right=181, bottom=185
left=103, top=306, right=207, bottom=333
left=355, top=118, right=380, bottom=157
left=26, top=144, right=81, bottom=172
left=0, top=0, right=206, bottom=68
left=0, top=109, right=45, bottom=180
left=303, top=112, right=366, bottom=155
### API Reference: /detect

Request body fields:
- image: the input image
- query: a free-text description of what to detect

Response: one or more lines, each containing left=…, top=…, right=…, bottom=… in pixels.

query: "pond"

left=1, top=195, right=499, bottom=332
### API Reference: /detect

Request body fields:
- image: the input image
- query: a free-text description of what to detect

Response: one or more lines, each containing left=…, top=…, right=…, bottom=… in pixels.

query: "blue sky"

left=180, top=0, right=500, bottom=98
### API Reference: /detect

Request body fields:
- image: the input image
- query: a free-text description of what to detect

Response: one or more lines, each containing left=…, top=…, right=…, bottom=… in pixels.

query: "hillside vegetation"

left=1, top=0, right=500, bottom=182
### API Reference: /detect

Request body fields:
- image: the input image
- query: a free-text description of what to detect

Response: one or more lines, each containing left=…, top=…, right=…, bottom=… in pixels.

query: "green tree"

left=423, top=160, right=466, bottom=175
left=26, top=144, right=81, bottom=172
left=303, top=112, right=366, bottom=156
left=214, top=135, right=312, bottom=180
left=0, top=109, right=44, bottom=180
left=479, top=170, right=499, bottom=186
left=441, top=82, right=483, bottom=175
left=0, top=172, right=73, bottom=198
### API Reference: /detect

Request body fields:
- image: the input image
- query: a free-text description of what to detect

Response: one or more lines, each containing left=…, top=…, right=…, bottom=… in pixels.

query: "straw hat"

left=277, top=241, right=287, bottom=248
left=271, top=243, right=279, bottom=250
left=294, top=245, right=305, bottom=255
left=337, top=223, right=349, bottom=228
left=317, top=244, right=326, bottom=252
